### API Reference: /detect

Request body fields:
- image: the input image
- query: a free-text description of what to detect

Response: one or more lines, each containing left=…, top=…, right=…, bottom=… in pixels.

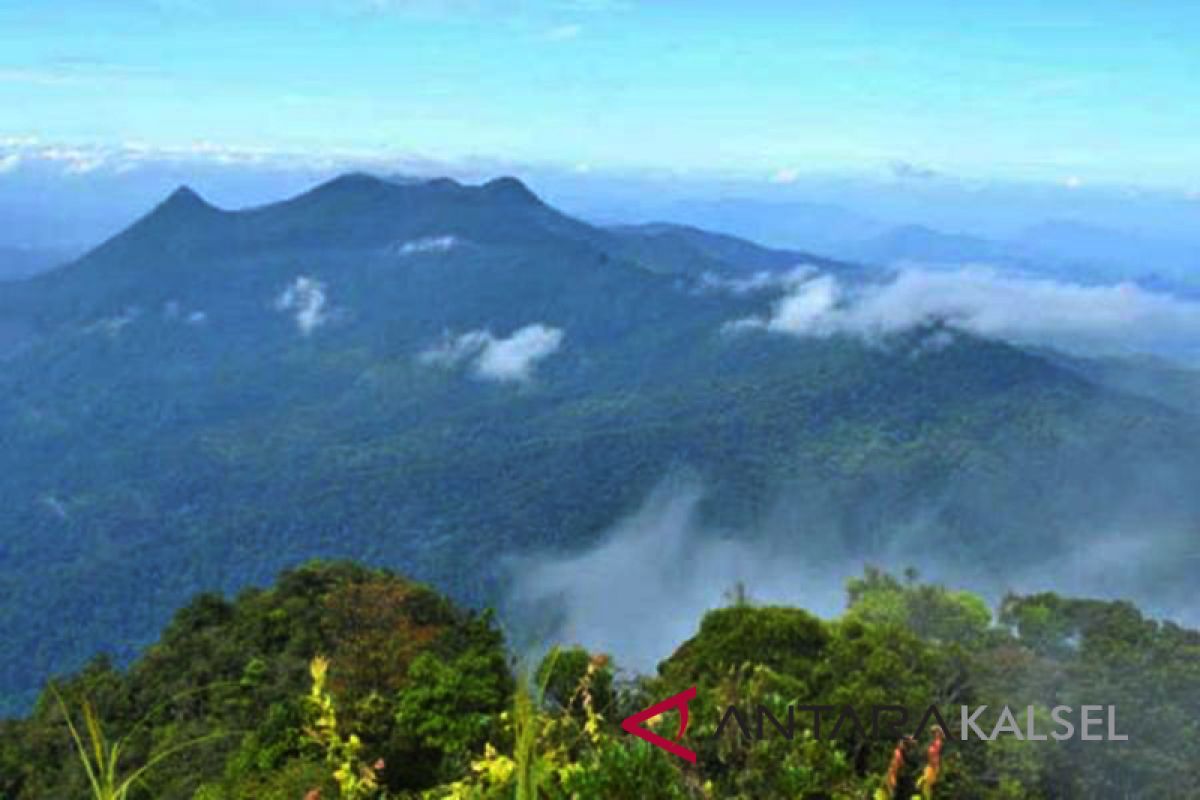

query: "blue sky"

left=1, top=0, right=1199, bottom=188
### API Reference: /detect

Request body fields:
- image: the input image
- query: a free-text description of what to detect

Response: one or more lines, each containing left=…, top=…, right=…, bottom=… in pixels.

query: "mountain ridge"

left=1, top=173, right=1197, bottom=717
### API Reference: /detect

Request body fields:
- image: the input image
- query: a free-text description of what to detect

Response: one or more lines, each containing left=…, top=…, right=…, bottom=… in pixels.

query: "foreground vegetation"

left=2, top=561, right=1197, bottom=798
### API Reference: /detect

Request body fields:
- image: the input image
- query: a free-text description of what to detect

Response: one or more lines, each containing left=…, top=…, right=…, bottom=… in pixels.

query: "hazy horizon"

left=4, top=0, right=1200, bottom=266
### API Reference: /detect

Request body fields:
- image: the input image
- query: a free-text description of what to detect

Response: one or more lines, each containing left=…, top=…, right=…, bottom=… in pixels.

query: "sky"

left=2, top=0, right=1199, bottom=189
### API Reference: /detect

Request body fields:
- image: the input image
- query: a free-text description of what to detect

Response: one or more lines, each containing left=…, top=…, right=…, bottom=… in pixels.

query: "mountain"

left=821, top=221, right=1200, bottom=300
left=1, top=175, right=1198, bottom=716
left=841, top=224, right=1025, bottom=268
left=1017, top=219, right=1200, bottom=278
left=604, top=222, right=850, bottom=277
left=640, top=201, right=1200, bottom=295
left=658, top=197, right=886, bottom=255
left=1037, top=348, right=1200, bottom=416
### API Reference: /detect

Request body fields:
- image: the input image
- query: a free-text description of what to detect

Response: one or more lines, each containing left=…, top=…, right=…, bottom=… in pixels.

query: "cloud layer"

left=731, top=267, right=1200, bottom=361
left=421, top=323, right=564, bottom=382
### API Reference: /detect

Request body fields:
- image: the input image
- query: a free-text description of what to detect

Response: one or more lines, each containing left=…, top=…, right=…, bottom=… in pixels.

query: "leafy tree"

left=4, top=563, right=1200, bottom=799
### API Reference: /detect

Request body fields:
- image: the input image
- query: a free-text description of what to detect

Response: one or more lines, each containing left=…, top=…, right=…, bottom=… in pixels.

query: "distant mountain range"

left=657, top=199, right=1200, bottom=293
left=1, top=174, right=1197, bottom=716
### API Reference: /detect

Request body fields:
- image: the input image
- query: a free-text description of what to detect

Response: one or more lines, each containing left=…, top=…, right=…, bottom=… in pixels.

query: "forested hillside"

left=1, top=175, right=1197, bottom=716
left=2, top=562, right=1197, bottom=798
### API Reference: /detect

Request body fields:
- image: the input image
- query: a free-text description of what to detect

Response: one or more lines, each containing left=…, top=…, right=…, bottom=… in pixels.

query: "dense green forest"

left=2, top=561, right=1196, bottom=798
left=3, top=175, right=1198, bottom=717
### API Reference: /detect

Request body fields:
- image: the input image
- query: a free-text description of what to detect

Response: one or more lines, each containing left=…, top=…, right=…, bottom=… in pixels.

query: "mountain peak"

left=311, top=172, right=391, bottom=195
left=481, top=176, right=542, bottom=206
left=160, top=185, right=215, bottom=213
left=133, top=184, right=218, bottom=229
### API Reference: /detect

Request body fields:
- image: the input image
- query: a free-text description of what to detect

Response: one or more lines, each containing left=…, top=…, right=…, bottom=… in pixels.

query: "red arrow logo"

left=620, top=686, right=698, bottom=763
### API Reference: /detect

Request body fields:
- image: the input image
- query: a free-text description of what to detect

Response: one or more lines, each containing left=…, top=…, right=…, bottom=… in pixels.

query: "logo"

left=619, top=685, right=697, bottom=763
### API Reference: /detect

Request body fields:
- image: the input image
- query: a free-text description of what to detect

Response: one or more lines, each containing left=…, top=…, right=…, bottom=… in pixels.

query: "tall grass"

left=52, top=685, right=227, bottom=800
left=511, top=647, right=562, bottom=800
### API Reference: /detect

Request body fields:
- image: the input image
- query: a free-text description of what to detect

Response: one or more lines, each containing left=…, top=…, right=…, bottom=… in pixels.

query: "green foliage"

left=392, top=644, right=511, bottom=785
left=0, top=561, right=508, bottom=799
left=304, top=655, right=382, bottom=799
left=2, top=563, right=1198, bottom=799
left=535, top=646, right=614, bottom=721
left=662, top=604, right=829, bottom=683
left=436, top=646, right=693, bottom=800
left=847, top=567, right=993, bottom=645
left=559, top=737, right=691, bottom=799
left=48, top=683, right=227, bottom=800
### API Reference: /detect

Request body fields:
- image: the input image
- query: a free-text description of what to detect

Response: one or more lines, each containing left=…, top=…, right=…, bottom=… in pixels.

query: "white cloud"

left=751, top=273, right=842, bottom=333
left=394, top=234, right=459, bottom=255
left=730, top=267, right=1200, bottom=360
left=507, top=474, right=1200, bottom=672
left=476, top=324, right=564, bottom=381
left=0, top=153, right=21, bottom=173
left=505, top=480, right=852, bottom=671
left=698, top=265, right=816, bottom=295
left=37, top=146, right=107, bottom=174
left=0, top=135, right=532, bottom=180
left=274, top=276, right=329, bottom=335
left=420, top=329, right=493, bottom=368
left=420, top=323, right=564, bottom=383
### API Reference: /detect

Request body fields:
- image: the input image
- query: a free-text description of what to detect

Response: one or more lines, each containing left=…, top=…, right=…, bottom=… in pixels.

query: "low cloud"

left=731, top=267, right=1200, bottom=361
left=504, top=480, right=848, bottom=671
left=274, top=276, right=329, bottom=335
left=393, top=234, right=459, bottom=255
left=506, top=477, right=1200, bottom=674
left=420, top=323, right=564, bottom=383
left=698, top=265, right=816, bottom=295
